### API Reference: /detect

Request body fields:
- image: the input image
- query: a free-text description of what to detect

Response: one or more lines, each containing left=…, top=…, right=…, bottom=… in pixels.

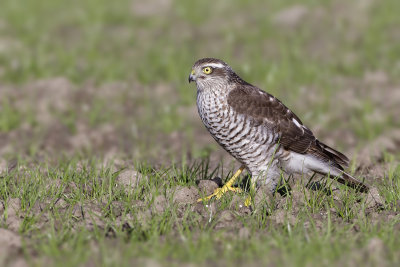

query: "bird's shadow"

left=238, top=172, right=333, bottom=197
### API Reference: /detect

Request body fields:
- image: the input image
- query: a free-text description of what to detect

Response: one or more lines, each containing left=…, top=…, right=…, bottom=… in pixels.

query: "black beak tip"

left=188, top=76, right=193, bottom=83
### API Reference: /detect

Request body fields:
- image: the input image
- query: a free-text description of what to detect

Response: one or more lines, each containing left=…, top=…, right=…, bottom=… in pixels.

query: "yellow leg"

left=197, top=165, right=245, bottom=202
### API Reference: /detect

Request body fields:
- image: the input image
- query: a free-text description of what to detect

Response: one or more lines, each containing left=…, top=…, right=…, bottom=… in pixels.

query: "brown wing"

left=227, top=84, right=349, bottom=167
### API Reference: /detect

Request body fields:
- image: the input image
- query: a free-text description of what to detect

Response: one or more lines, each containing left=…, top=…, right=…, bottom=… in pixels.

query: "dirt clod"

left=0, top=228, right=21, bottom=248
left=193, top=202, right=217, bottom=222
left=197, top=180, right=219, bottom=195
left=173, top=186, right=198, bottom=205
left=82, top=202, right=106, bottom=231
left=290, top=184, right=310, bottom=212
left=0, top=229, right=26, bottom=267
left=229, top=195, right=251, bottom=215
left=5, top=198, right=22, bottom=232
left=117, top=169, right=147, bottom=193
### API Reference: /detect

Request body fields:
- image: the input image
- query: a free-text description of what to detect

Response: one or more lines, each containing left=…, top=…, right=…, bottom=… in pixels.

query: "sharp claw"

left=197, top=185, right=242, bottom=202
left=197, top=165, right=246, bottom=203
left=244, top=196, right=252, bottom=207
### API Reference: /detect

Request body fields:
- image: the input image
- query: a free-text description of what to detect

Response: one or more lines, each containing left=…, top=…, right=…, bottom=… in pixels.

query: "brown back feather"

left=227, top=84, right=349, bottom=169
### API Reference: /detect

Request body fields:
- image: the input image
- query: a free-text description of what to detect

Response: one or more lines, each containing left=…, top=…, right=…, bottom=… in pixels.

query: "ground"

left=0, top=0, right=400, bottom=266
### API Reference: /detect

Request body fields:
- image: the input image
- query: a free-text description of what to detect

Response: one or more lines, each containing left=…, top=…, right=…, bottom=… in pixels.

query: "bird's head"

left=188, top=58, right=235, bottom=90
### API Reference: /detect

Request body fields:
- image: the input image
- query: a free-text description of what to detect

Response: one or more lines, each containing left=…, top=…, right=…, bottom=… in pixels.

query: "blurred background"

left=1, top=1, right=400, bottom=266
left=0, top=0, right=399, bottom=168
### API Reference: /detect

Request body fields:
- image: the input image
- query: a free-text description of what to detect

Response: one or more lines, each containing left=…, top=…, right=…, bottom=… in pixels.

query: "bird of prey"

left=188, top=58, right=369, bottom=204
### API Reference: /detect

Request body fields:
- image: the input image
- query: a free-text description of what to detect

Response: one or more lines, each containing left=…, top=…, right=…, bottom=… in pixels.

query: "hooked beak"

left=188, top=69, right=195, bottom=83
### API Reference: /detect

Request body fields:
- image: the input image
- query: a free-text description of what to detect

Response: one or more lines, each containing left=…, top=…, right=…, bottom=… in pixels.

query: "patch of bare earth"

left=0, top=79, right=191, bottom=164
left=0, top=229, right=27, bottom=267
left=0, top=76, right=237, bottom=170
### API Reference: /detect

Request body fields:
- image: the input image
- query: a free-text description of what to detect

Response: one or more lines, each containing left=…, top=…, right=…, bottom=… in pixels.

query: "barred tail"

left=332, top=168, right=369, bottom=193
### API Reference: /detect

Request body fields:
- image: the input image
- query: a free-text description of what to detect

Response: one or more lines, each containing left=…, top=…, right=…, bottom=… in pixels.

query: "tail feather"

left=331, top=168, right=369, bottom=193
left=317, top=140, right=350, bottom=167
left=304, top=141, right=368, bottom=192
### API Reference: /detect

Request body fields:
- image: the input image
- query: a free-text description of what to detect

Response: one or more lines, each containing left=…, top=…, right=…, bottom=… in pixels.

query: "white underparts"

left=282, top=151, right=340, bottom=177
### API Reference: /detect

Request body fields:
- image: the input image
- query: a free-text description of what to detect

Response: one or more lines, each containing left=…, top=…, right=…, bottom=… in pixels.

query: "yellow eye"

left=202, top=67, right=212, bottom=74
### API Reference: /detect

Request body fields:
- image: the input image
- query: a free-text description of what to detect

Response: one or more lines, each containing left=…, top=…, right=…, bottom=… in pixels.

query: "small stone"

left=197, top=180, right=219, bottom=195
left=173, top=186, right=198, bottom=205
left=117, top=169, right=147, bottom=192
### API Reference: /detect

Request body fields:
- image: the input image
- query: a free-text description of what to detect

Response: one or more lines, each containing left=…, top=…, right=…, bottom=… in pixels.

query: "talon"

left=197, top=185, right=242, bottom=202
left=197, top=166, right=245, bottom=202
left=244, top=196, right=252, bottom=207
left=244, top=182, right=256, bottom=207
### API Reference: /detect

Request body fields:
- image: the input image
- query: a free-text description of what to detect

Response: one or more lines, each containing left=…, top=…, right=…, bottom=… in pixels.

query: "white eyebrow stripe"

left=205, top=63, right=225, bottom=68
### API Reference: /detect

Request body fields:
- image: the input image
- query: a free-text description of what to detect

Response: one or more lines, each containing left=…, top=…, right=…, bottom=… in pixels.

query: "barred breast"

left=197, top=89, right=283, bottom=172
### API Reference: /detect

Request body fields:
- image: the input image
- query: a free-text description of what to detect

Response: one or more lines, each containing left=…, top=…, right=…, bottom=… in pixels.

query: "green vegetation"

left=1, top=159, right=400, bottom=266
left=0, top=0, right=399, bottom=266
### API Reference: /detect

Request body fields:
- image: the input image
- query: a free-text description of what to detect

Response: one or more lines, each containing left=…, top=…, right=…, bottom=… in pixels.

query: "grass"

left=1, top=0, right=400, bottom=266
left=1, top=0, right=399, bottom=147
left=1, top=158, right=400, bottom=266
left=0, top=98, right=22, bottom=132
